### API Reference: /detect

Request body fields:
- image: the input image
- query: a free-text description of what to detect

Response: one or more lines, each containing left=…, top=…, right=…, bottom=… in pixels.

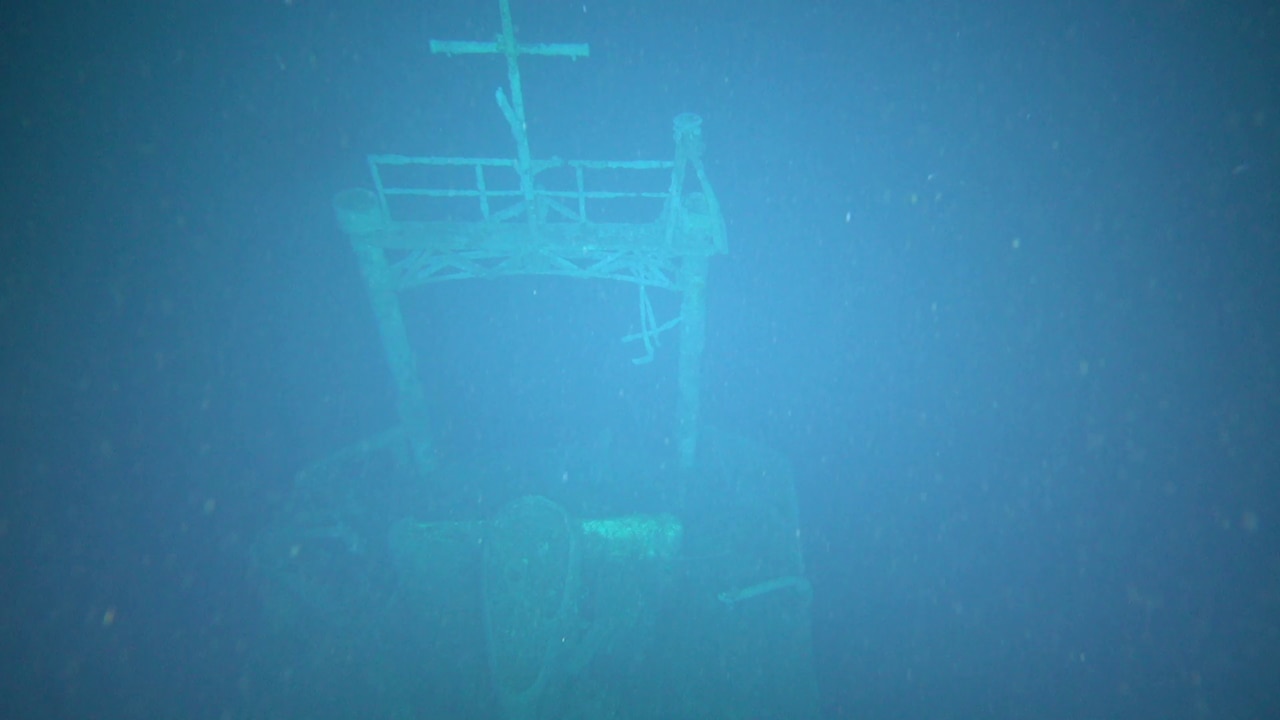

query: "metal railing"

left=367, top=153, right=677, bottom=225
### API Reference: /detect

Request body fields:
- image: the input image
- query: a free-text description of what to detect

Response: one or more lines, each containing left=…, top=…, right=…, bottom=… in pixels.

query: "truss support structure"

left=333, top=0, right=727, bottom=473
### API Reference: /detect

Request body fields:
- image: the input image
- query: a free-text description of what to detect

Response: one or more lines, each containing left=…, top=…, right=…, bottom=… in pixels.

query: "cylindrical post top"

left=333, top=188, right=387, bottom=236
left=673, top=113, right=705, bottom=160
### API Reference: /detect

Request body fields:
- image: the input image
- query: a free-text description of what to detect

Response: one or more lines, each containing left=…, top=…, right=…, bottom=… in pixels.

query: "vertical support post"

left=334, top=188, right=436, bottom=476
left=676, top=256, right=708, bottom=469
left=350, top=241, right=436, bottom=475
left=669, top=113, right=715, bottom=470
